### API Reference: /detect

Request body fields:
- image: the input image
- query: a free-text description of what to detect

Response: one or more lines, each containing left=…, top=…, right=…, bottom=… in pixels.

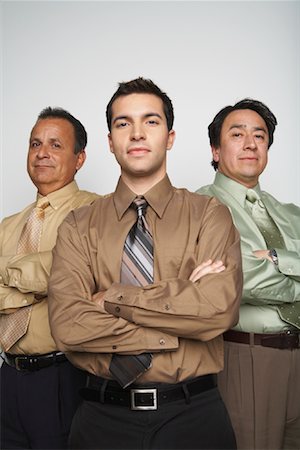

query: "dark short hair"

left=209, top=98, right=277, bottom=171
left=37, top=107, right=87, bottom=154
left=106, top=77, right=174, bottom=132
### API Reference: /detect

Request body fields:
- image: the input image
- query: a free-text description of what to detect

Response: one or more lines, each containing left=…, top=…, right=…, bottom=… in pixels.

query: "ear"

left=211, top=146, right=220, bottom=163
left=75, top=150, right=86, bottom=171
left=166, top=129, right=176, bottom=151
left=108, top=132, right=114, bottom=154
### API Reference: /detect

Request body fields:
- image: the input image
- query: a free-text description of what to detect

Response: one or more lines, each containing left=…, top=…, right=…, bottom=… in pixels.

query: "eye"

left=116, top=121, right=129, bottom=128
left=147, top=119, right=159, bottom=125
left=52, top=142, right=61, bottom=148
left=31, top=141, right=40, bottom=148
left=255, top=134, right=265, bottom=140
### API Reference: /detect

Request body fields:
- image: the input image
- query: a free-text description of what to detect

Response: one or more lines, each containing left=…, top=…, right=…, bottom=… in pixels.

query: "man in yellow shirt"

left=0, top=107, right=98, bottom=449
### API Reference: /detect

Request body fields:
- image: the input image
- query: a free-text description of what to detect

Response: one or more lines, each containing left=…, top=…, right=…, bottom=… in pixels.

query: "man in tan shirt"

left=48, top=78, right=243, bottom=449
left=0, top=107, right=98, bottom=449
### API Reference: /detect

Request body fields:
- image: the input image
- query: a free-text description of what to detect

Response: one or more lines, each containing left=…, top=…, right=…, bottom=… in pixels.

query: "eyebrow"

left=112, top=112, right=163, bottom=124
left=30, top=137, right=62, bottom=144
left=229, top=124, right=267, bottom=133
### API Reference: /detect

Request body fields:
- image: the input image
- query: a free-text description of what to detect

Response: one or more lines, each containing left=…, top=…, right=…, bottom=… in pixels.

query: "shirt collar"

left=214, top=172, right=262, bottom=207
left=36, top=181, right=79, bottom=210
left=114, top=175, right=174, bottom=220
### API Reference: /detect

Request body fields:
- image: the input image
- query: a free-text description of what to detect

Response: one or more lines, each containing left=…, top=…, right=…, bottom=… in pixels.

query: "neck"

left=218, top=171, right=259, bottom=189
left=121, top=172, right=166, bottom=195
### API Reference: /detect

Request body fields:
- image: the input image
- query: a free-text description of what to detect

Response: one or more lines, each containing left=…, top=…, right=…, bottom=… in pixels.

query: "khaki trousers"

left=218, top=341, right=300, bottom=450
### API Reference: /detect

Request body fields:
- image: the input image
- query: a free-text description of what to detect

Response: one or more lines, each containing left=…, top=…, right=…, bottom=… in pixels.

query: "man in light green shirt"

left=197, top=99, right=300, bottom=450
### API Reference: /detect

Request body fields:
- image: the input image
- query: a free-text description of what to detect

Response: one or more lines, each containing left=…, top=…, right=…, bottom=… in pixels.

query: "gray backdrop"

left=1, top=0, right=299, bottom=219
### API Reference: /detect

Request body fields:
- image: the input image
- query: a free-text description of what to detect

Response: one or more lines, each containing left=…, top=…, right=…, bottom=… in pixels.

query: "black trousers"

left=70, top=386, right=236, bottom=450
left=0, top=360, right=85, bottom=449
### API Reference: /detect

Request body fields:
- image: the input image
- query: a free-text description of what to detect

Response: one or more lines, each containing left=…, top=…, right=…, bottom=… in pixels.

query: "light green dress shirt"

left=197, top=172, right=300, bottom=333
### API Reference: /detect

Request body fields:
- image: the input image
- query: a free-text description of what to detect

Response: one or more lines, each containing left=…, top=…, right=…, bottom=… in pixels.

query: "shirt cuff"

left=104, top=283, right=140, bottom=322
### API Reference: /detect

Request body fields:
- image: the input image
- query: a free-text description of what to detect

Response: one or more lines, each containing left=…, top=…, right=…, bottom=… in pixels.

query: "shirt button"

left=164, top=304, right=170, bottom=311
left=115, top=306, right=121, bottom=313
left=112, top=345, right=117, bottom=350
left=22, top=299, right=28, bottom=305
left=159, top=339, right=166, bottom=345
left=117, top=295, right=123, bottom=302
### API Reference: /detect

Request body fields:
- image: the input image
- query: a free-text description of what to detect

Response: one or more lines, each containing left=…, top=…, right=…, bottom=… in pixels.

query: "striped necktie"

left=121, top=197, right=154, bottom=286
left=109, top=197, right=153, bottom=387
left=246, top=189, right=300, bottom=329
left=0, top=199, right=50, bottom=351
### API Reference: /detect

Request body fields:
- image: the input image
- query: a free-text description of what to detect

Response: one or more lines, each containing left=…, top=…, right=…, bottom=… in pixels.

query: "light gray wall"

left=1, top=0, right=299, bottom=219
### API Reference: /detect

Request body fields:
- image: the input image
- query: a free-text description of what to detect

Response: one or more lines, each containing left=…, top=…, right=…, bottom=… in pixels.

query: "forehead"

left=30, top=118, right=75, bottom=139
left=111, top=93, right=165, bottom=119
left=222, top=109, right=268, bottom=132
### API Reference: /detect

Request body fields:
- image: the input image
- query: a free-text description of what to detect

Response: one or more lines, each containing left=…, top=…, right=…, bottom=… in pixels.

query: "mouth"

left=33, top=166, right=53, bottom=171
left=34, top=164, right=54, bottom=168
left=239, top=157, right=258, bottom=161
left=127, top=147, right=150, bottom=156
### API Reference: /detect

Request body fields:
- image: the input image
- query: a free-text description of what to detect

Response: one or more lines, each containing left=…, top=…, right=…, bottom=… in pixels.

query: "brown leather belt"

left=223, top=330, right=300, bottom=349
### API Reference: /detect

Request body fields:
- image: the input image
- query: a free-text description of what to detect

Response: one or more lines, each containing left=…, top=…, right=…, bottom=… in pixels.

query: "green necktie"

left=246, top=189, right=300, bottom=329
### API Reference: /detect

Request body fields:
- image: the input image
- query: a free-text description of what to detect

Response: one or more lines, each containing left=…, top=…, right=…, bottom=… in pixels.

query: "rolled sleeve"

left=0, top=285, right=35, bottom=313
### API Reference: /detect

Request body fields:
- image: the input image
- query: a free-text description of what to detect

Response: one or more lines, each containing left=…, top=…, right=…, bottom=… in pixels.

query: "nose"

left=130, top=123, right=146, bottom=141
left=36, top=144, right=50, bottom=158
left=244, top=134, right=257, bottom=150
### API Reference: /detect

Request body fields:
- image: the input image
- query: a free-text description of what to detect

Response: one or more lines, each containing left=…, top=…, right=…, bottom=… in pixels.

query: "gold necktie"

left=246, top=189, right=300, bottom=329
left=0, top=200, right=50, bottom=351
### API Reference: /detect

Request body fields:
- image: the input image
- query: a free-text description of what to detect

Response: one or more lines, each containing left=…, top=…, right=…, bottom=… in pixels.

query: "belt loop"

left=100, top=379, right=108, bottom=404
left=182, top=383, right=191, bottom=405
left=249, top=332, right=255, bottom=347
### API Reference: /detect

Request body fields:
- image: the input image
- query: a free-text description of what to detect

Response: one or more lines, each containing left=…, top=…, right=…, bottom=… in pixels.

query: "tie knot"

left=37, top=197, right=50, bottom=209
left=246, top=189, right=260, bottom=204
left=36, top=199, right=50, bottom=218
left=133, top=197, right=148, bottom=218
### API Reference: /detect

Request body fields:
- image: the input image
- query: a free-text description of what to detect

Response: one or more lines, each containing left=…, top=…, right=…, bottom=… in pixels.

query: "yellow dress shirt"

left=49, top=176, right=243, bottom=383
left=0, top=181, right=99, bottom=354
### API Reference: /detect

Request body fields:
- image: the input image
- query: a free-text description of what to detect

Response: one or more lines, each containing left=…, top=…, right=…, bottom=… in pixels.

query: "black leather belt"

left=80, top=373, right=217, bottom=410
left=223, top=330, right=300, bottom=349
left=4, top=351, right=67, bottom=371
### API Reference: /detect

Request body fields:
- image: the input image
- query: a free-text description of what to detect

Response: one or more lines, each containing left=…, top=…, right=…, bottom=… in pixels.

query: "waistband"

left=4, top=351, right=67, bottom=371
left=223, top=330, right=300, bottom=349
left=80, top=373, right=217, bottom=411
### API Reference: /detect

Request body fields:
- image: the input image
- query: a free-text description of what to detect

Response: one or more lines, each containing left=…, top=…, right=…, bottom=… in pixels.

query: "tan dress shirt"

left=0, top=181, right=99, bottom=355
left=49, top=176, right=242, bottom=383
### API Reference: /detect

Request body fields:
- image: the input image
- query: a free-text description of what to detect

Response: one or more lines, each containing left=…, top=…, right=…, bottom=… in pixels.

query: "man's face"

left=27, top=118, right=86, bottom=195
left=212, top=109, right=269, bottom=188
left=108, top=93, right=175, bottom=186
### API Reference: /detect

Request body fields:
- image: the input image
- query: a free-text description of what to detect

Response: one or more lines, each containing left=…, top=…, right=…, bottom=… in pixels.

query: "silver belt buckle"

left=130, top=388, right=157, bottom=410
